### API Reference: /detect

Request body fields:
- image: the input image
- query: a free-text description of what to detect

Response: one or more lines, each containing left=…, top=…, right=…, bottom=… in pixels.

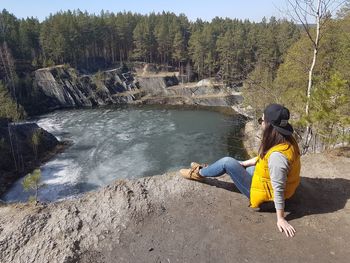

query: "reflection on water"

left=3, top=105, right=247, bottom=202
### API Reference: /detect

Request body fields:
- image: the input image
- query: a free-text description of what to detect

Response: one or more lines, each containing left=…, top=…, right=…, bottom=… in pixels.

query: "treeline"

left=0, top=9, right=300, bottom=84
left=243, top=7, right=350, bottom=148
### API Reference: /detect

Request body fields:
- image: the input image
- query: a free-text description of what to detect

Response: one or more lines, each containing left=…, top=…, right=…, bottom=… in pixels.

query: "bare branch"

left=326, top=0, right=347, bottom=16
left=295, top=0, right=318, bottom=18
left=285, top=0, right=318, bottom=46
left=308, top=0, right=318, bottom=14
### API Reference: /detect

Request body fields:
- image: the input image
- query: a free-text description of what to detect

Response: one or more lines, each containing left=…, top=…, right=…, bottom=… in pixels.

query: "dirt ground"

left=80, top=152, right=350, bottom=263
left=1, top=152, right=349, bottom=263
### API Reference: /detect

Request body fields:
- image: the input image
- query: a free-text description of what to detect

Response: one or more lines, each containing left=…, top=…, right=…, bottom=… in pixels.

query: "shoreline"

left=0, top=140, right=71, bottom=198
left=0, top=103, right=248, bottom=203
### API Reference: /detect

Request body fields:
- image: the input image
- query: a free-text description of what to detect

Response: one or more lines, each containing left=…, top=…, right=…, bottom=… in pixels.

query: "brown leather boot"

left=180, top=163, right=205, bottom=181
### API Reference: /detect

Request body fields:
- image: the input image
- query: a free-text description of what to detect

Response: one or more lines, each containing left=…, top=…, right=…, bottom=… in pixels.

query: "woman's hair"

left=258, top=122, right=299, bottom=159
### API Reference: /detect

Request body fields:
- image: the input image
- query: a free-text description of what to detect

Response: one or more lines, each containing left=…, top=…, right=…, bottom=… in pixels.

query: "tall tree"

left=133, top=17, right=151, bottom=62
left=285, top=0, right=346, bottom=152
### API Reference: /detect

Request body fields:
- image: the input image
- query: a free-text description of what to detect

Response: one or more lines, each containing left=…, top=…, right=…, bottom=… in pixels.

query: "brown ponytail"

left=258, top=122, right=299, bottom=159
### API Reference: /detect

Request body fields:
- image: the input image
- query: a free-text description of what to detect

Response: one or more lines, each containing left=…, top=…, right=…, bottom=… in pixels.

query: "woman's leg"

left=199, top=157, right=253, bottom=198
left=245, top=165, right=256, bottom=177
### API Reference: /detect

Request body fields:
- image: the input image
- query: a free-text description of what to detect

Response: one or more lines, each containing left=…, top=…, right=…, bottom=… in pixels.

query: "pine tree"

left=133, top=18, right=150, bottom=61
left=22, top=169, right=43, bottom=203
left=310, top=73, right=350, bottom=147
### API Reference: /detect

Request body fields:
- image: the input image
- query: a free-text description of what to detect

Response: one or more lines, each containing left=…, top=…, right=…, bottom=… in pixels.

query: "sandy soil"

left=1, top=152, right=349, bottom=263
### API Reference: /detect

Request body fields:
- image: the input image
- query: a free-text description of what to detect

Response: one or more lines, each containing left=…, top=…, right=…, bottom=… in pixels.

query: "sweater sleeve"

left=268, top=152, right=289, bottom=210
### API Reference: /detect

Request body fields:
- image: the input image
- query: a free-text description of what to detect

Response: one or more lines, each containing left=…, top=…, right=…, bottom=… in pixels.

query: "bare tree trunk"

left=0, top=44, right=19, bottom=170
left=7, top=125, right=18, bottom=171
left=304, top=0, right=322, bottom=153
left=305, top=2, right=321, bottom=117
left=35, top=184, right=39, bottom=204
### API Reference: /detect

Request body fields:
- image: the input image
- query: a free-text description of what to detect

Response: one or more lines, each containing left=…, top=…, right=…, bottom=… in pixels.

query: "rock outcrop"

left=0, top=119, right=66, bottom=196
left=24, top=66, right=139, bottom=115
left=0, top=153, right=349, bottom=263
left=134, top=77, right=242, bottom=107
left=23, top=65, right=242, bottom=115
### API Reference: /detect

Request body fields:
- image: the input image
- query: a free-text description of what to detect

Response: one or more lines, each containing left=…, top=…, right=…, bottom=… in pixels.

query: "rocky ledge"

left=0, top=119, right=67, bottom=197
left=0, top=152, right=349, bottom=263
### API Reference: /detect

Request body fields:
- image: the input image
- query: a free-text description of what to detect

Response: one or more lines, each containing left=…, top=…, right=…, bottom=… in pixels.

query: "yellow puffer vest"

left=250, top=142, right=301, bottom=208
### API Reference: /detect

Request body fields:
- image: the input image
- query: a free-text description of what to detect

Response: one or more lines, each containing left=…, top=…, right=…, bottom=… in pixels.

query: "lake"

left=3, top=105, right=247, bottom=202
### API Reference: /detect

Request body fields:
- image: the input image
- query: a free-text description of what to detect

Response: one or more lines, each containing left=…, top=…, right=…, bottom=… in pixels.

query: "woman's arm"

left=269, top=152, right=296, bottom=237
left=239, top=156, right=258, bottom=167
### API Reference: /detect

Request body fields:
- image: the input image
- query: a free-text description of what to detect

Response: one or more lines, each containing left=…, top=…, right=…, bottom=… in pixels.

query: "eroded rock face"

left=26, top=66, right=139, bottom=115
left=0, top=120, right=63, bottom=196
left=135, top=79, right=243, bottom=107
left=25, top=65, right=243, bottom=115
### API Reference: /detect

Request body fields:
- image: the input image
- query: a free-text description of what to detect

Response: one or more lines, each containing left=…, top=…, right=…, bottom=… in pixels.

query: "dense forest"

left=0, top=6, right=349, bottom=149
left=0, top=9, right=300, bottom=81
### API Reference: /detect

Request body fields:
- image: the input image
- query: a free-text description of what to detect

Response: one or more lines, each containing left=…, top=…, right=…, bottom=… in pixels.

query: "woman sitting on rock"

left=180, top=103, right=301, bottom=237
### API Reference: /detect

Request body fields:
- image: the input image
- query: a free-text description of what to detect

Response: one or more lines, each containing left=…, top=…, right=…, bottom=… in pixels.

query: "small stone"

left=149, top=247, right=154, bottom=252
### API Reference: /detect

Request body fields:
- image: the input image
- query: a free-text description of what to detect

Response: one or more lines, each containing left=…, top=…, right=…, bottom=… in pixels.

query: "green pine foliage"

left=310, top=73, right=350, bottom=146
left=22, top=169, right=42, bottom=203
left=0, top=82, right=25, bottom=121
left=31, top=128, right=43, bottom=160
left=132, top=17, right=152, bottom=61
left=1, top=9, right=300, bottom=79
left=244, top=14, right=350, bottom=148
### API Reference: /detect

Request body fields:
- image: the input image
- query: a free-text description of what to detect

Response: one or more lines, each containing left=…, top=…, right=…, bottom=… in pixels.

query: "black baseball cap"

left=263, top=104, right=294, bottom=136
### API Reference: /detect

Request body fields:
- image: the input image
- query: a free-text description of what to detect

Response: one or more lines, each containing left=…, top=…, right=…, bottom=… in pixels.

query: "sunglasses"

left=258, top=117, right=263, bottom=125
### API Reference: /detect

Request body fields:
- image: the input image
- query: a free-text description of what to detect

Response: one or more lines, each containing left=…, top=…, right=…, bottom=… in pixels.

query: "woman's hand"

left=239, top=157, right=258, bottom=167
left=277, top=218, right=296, bottom=237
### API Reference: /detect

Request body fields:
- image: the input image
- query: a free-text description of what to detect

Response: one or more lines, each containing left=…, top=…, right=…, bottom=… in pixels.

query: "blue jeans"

left=199, top=157, right=255, bottom=198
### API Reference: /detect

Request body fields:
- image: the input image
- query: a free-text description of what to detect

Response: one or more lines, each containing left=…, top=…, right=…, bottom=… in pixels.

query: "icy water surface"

left=3, top=105, right=247, bottom=202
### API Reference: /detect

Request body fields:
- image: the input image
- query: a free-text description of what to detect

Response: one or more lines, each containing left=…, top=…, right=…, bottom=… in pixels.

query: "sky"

left=0, top=0, right=291, bottom=22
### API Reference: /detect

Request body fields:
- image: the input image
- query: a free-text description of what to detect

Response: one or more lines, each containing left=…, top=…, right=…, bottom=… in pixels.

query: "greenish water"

left=3, top=105, right=247, bottom=202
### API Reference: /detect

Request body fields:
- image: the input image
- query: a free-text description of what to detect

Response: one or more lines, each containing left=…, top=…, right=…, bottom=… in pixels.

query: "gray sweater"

left=268, top=152, right=289, bottom=210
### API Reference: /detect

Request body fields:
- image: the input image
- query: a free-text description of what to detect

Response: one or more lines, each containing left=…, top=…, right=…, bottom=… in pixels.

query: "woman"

left=180, top=103, right=301, bottom=237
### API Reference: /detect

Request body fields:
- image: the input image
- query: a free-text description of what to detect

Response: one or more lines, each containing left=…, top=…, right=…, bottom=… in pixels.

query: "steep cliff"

left=23, top=65, right=242, bottom=115
left=24, top=65, right=139, bottom=115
